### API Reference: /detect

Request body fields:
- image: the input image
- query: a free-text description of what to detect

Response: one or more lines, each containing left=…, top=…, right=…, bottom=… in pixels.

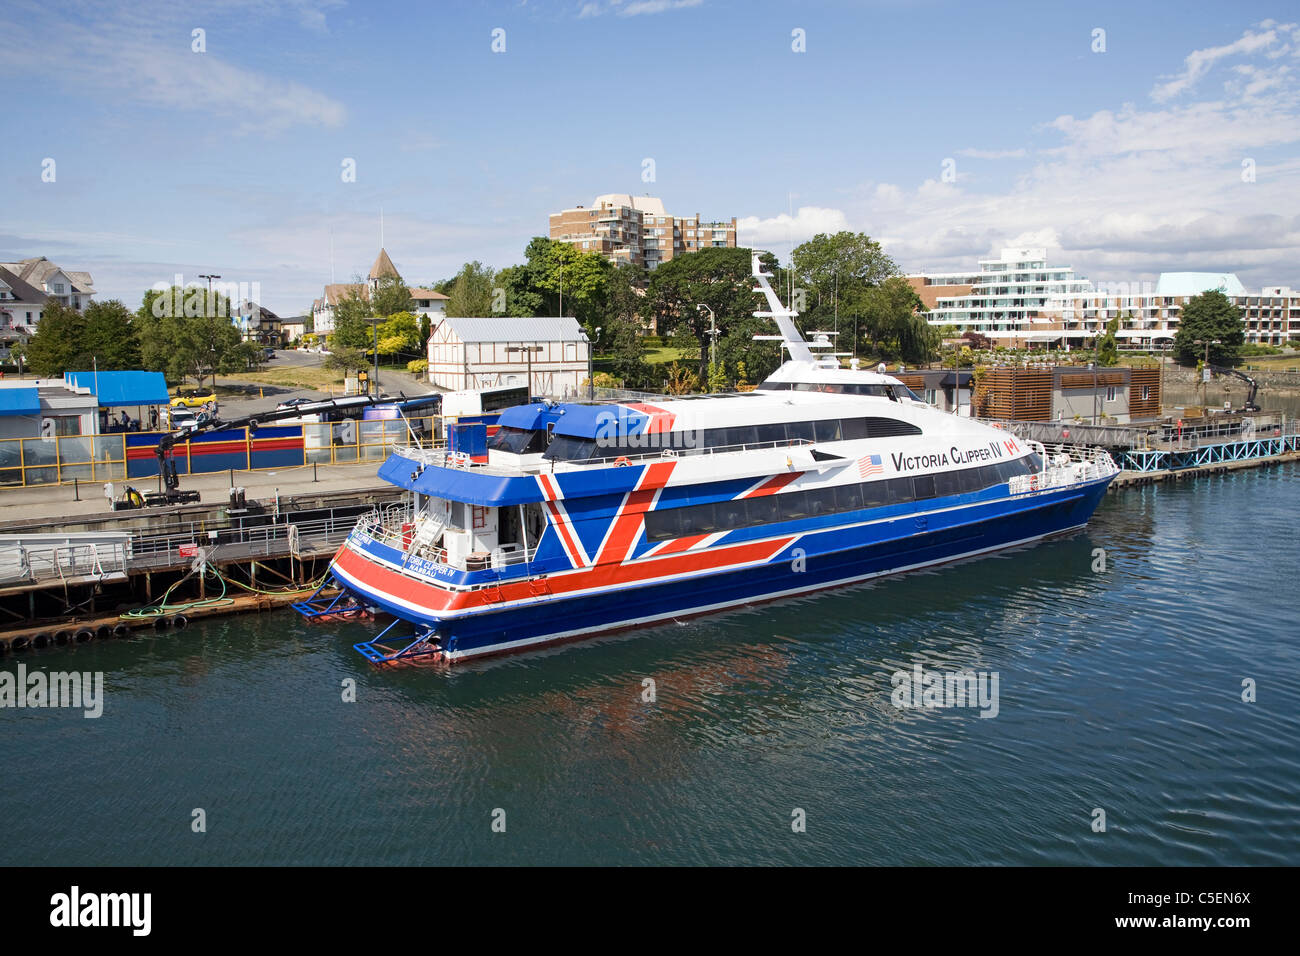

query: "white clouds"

left=736, top=206, right=850, bottom=247
left=1151, top=27, right=1283, bottom=101
left=956, top=148, right=1028, bottom=160
left=579, top=0, right=704, bottom=17
left=0, top=1, right=346, bottom=134
left=771, top=25, right=1300, bottom=291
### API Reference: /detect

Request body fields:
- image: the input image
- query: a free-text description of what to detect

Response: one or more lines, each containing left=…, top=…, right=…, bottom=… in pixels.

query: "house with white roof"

left=426, top=316, right=590, bottom=396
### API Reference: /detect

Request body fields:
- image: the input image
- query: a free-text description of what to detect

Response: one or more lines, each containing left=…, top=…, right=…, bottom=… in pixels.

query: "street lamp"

left=506, top=344, right=543, bottom=397
left=362, top=316, right=385, bottom=397
left=587, top=327, right=601, bottom=400
left=199, top=274, right=222, bottom=395
left=696, top=304, right=718, bottom=367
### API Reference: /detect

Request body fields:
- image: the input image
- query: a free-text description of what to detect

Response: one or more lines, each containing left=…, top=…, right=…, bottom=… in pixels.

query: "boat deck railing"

left=1016, top=440, right=1119, bottom=494
left=349, top=506, right=539, bottom=574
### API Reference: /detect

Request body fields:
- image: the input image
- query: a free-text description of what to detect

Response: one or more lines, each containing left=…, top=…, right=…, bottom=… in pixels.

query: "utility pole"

left=199, top=273, right=221, bottom=394
left=697, top=304, right=718, bottom=366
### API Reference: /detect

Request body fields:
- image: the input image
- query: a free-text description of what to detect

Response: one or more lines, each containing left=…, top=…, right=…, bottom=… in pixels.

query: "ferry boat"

left=305, top=255, right=1119, bottom=664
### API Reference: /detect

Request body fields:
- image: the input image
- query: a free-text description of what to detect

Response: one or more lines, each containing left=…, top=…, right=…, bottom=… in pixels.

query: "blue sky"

left=2, top=0, right=1298, bottom=315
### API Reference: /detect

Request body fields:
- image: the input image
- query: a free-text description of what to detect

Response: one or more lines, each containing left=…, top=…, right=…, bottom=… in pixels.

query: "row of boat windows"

left=537, top=416, right=925, bottom=462
left=643, top=457, right=1043, bottom=542
left=757, top=381, right=923, bottom=402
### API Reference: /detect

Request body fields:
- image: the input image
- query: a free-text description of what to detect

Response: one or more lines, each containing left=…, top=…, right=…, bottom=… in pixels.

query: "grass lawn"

left=643, top=347, right=690, bottom=365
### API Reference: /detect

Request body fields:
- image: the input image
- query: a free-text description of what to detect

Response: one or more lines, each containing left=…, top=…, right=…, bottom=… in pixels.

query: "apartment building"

left=907, top=248, right=1300, bottom=348
left=549, top=194, right=737, bottom=270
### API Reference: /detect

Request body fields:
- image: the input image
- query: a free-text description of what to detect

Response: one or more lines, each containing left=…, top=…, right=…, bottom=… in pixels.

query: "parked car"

left=168, top=408, right=197, bottom=431
left=276, top=397, right=315, bottom=411
left=170, top=385, right=217, bottom=408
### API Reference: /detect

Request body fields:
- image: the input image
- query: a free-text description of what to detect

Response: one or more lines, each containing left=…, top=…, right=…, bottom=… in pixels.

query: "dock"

left=0, top=463, right=403, bottom=650
left=988, top=415, right=1300, bottom=489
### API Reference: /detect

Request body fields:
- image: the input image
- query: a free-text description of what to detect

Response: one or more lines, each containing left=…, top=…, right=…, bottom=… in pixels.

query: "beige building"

left=549, top=194, right=737, bottom=270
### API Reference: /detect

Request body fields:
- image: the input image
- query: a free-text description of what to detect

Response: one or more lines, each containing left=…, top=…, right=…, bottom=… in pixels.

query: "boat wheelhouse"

left=306, top=255, right=1119, bottom=663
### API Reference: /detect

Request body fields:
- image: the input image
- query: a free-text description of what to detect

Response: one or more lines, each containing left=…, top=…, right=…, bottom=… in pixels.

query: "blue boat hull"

left=334, top=475, right=1113, bottom=661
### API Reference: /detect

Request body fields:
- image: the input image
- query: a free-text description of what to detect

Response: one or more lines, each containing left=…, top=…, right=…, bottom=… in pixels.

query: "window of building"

left=1106, top=386, right=1116, bottom=402
left=1142, top=385, right=1150, bottom=401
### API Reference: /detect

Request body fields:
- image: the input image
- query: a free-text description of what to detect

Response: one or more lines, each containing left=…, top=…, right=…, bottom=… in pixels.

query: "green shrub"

left=406, top=358, right=428, bottom=374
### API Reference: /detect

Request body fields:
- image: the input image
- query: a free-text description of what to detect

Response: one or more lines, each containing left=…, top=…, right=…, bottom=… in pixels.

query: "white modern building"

left=311, top=248, right=447, bottom=335
left=426, top=316, right=590, bottom=395
left=907, top=247, right=1299, bottom=348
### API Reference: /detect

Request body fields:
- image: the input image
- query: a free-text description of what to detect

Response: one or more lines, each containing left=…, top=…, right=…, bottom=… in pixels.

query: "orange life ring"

left=614, top=456, right=631, bottom=467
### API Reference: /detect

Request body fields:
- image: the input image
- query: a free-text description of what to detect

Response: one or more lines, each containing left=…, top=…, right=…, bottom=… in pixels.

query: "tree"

left=1096, top=315, right=1120, bottom=366
left=370, top=274, right=413, bottom=318
left=135, top=286, right=244, bottom=384
left=597, top=264, right=653, bottom=388
left=377, top=312, right=421, bottom=358
left=324, top=347, right=370, bottom=376
left=1173, top=290, right=1245, bottom=366
left=499, top=238, right=612, bottom=327
left=445, top=261, right=498, bottom=317
left=25, top=302, right=88, bottom=376
left=852, top=276, right=936, bottom=364
left=646, top=247, right=775, bottom=386
left=791, top=232, right=898, bottom=306
left=83, top=300, right=141, bottom=370
left=330, top=288, right=373, bottom=351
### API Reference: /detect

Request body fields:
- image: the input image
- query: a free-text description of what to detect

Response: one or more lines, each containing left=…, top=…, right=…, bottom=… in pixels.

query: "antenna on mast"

left=751, top=250, right=813, bottom=363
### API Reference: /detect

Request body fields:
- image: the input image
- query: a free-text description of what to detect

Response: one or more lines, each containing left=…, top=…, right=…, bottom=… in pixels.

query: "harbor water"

left=2, top=463, right=1297, bottom=866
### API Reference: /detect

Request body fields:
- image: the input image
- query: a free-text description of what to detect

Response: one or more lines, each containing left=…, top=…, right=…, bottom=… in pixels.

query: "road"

left=217, top=349, right=435, bottom=418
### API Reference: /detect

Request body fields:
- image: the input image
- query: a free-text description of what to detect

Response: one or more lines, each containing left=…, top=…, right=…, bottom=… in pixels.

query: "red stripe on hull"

left=334, top=533, right=796, bottom=614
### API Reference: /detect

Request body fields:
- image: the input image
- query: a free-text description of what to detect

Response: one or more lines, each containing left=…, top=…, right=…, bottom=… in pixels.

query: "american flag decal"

left=858, top=454, right=883, bottom=478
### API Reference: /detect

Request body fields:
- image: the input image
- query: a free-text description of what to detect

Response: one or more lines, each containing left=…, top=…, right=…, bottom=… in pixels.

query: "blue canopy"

left=0, top=386, right=41, bottom=417
left=65, top=370, right=171, bottom=407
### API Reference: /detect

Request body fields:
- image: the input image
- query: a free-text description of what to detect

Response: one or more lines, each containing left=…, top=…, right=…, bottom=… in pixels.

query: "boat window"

left=715, top=498, right=746, bottom=529
left=755, top=422, right=789, bottom=444
left=543, top=435, right=598, bottom=461
left=835, top=483, right=864, bottom=511
left=860, top=480, right=889, bottom=509
left=814, top=419, right=843, bottom=442
left=884, top=478, right=913, bottom=506
left=745, top=495, right=780, bottom=526
left=785, top=421, right=816, bottom=443
left=933, top=470, right=965, bottom=497
left=912, top=474, right=938, bottom=500
left=840, top=418, right=869, bottom=440
left=489, top=426, right=548, bottom=455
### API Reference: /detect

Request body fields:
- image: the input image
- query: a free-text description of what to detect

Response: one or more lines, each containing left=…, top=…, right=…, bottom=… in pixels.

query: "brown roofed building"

left=311, top=247, right=447, bottom=334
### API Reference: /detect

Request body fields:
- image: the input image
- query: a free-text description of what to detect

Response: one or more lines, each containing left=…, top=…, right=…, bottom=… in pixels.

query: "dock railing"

left=0, top=532, right=132, bottom=586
